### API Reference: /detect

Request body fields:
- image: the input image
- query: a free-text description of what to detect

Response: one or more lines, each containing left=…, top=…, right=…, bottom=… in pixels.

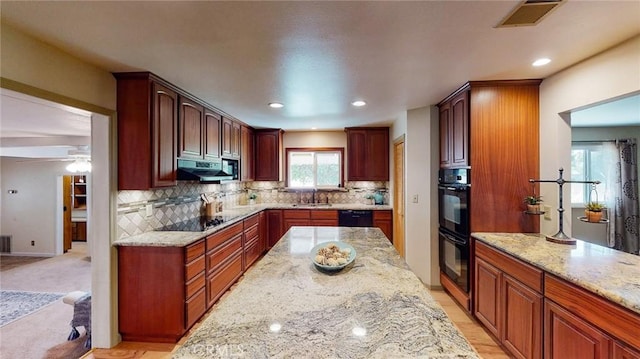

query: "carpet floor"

left=0, top=290, right=64, bottom=327
left=0, top=242, right=91, bottom=358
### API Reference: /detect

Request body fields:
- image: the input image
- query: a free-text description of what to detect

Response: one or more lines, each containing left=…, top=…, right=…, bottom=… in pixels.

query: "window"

left=570, top=142, right=615, bottom=205
left=286, top=148, right=343, bottom=188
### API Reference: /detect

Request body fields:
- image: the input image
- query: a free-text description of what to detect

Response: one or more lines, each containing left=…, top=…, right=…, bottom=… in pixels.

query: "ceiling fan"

left=16, top=145, right=92, bottom=173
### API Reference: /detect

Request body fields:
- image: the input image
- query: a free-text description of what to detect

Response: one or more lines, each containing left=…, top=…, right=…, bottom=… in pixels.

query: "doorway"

left=62, top=175, right=89, bottom=253
left=393, top=135, right=406, bottom=257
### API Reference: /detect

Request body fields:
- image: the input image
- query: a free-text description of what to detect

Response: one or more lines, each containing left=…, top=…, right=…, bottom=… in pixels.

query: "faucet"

left=312, top=189, right=317, bottom=204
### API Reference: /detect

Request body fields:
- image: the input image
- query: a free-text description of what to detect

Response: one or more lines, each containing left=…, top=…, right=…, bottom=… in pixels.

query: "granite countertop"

left=113, top=203, right=392, bottom=247
left=172, top=227, right=479, bottom=358
left=472, top=232, right=640, bottom=315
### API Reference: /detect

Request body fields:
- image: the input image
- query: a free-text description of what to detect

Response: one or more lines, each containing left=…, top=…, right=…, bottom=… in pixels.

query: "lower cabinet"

left=206, top=222, right=244, bottom=307
left=243, top=214, right=261, bottom=269
left=373, top=210, right=393, bottom=242
left=267, top=209, right=284, bottom=249
left=474, top=241, right=543, bottom=359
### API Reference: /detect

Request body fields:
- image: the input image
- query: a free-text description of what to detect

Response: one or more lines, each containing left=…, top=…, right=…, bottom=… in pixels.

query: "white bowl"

left=309, top=241, right=356, bottom=272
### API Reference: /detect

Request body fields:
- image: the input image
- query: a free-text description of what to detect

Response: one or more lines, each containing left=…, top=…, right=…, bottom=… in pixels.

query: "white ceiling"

left=1, top=1, right=639, bottom=156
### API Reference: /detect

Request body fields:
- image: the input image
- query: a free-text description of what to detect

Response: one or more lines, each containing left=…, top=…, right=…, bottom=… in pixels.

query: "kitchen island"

left=172, top=227, right=479, bottom=358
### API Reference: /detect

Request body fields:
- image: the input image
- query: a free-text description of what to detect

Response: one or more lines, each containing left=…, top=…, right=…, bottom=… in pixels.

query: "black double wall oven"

left=438, top=168, right=470, bottom=293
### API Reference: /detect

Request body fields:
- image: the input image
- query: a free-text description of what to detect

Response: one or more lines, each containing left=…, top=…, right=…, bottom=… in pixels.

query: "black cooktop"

left=157, top=216, right=225, bottom=232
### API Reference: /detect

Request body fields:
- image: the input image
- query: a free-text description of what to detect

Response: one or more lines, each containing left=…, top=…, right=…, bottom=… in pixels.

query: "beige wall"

left=539, top=35, right=640, bottom=237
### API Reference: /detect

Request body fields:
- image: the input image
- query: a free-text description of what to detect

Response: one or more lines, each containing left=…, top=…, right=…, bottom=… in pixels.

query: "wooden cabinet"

left=222, top=117, right=241, bottom=159
left=283, top=209, right=310, bottom=233
left=115, top=72, right=178, bottom=190
left=544, top=299, right=610, bottom=359
left=345, top=127, right=389, bottom=181
left=205, top=222, right=243, bottom=307
left=117, top=239, right=205, bottom=342
left=178, top=96, right=204, bottom=159
left=241, top=125, right=255, bottom=181
left=267, top=210, right=284, bottom=249
left=310, top=210, right=338, bottom=226
left=373, top=210, right=393, bottom=242
left=254, top=129, right=284, bottom=181
left=613, top=342, right=640, bottom=359
left=204, top=108, right=222, bottom=160
left=243, top=214, right=262, bottom=268
left=71, top=175, right=87, bottom=209
left=259, top=211, right=268, bottom=254
left=439, top=91, right=469, bottom=168
left=474, top=241, right=543, bottom=359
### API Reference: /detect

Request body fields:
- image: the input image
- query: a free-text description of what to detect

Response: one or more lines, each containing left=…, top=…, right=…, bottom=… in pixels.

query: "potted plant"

left=524, top=195, right=543, bottom=213
left=585, top=201, right=604, bottom=222
left=248, top=192, right=257, bottom=205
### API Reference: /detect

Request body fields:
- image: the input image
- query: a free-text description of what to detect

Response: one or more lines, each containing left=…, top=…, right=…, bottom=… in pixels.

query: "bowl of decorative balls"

left=310, top=241, right=356, bottom=272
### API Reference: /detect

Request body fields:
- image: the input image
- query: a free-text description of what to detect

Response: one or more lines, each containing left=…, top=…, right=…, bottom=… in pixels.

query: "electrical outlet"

left=145, top=204, right=153, bottom=217
left=544, top=205, right=552, bottom=220
left=412, top=194, right=419, bottom=203
left=31, top=240, right=35, bottom=246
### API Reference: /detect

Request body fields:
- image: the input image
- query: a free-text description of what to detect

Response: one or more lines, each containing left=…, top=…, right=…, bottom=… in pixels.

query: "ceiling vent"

left=496, top=0, right=565, bottom=28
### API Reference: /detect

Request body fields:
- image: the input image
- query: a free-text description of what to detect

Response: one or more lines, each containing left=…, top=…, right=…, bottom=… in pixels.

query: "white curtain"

left=601, top=141, right=618, bottom=247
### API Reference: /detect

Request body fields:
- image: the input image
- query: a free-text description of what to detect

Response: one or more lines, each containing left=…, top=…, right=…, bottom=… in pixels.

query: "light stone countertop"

left=472, top=232, right=640, bottom=315
left=113, top=203, right=392, bottom=247
left=172, top=227, right=479, bottom=359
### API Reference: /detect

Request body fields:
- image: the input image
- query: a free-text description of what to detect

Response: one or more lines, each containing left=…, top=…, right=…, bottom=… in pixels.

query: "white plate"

left=309, top=241, right=356, bottom=272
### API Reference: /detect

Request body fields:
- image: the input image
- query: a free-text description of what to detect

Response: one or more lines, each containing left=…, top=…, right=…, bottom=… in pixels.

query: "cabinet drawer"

left=244, top=214, right=259, bottom=228
left=185, top=270, right=205, bottom=299
left=206, top=233, right=242, bottom=273
left=207, top=252, right=243, bottom=306
left=283, top=210, right=310, bottom=219
left=373, top=210, right=392, bottom=220
left=311, top=219, right=338, bottom=226
left=244, top=239, right=262, bottom=268
left=185, top=240, right=205, bottom=262
left=206, top=222, right=243, bottom=251
left=310, top=210, right=338, bottom=220
left=476, top=241, right=542, bottom=292
left=185, top=254, right=205, bottom=281
left=244, top=224, right=259, bottom=243
left=185, top=287, right=206, bottom=329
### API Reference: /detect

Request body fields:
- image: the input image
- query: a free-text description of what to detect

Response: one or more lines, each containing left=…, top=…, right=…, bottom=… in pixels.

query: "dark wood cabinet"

left=345, top=127, right=389, bottom=181
left=373, top=210, right=393, bottom=242
left=439, top=91, right=469, bottom=168
left=613, top=342, right=640, bottom=359
left=205, top=222, right=244, bottom=307
left=241, top=125, right=255, bottom=181
left=117, top=239, right=205, bottom=342
left=204, top=108, right=221, bottom=160
left=178, top=96, right=204, bottom=159
left=267, top=210, right=284, bottom=249
left=115, top=72, right=178, bottom=190
left=544, top=299, right=610, bottom=359
left=255, top=129, right=284, bottom=181
left=310, top=210, right=338, bottom=226
left=283, top=209, right=310, bottom=233
left=222, top=117, right=241, bottom=159
left=259, top=211, right=268, bottom=254
left=474, top=241, right=543, bottom=359
left=243, top=214, right=261, bottom=268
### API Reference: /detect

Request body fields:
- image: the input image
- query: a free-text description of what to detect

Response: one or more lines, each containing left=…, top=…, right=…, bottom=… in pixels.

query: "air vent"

left=496, top=0, right=565, bottom=28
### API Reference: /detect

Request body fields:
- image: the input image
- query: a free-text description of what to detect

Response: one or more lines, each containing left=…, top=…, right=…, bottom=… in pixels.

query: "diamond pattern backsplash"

left=116, top=180, right=389, bottom=239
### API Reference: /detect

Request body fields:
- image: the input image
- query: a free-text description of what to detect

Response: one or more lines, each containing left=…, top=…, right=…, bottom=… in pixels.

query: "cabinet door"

left=283, top=219, right=310, bottom=233
left=450, top=91, right=468, bottom=167
left=259, top=211, right=268, bottom=254
left=151, top=82, right=178, bottom=188
left=544, top=299, right=611, bottom=359
left=232, top=121, right=241, bottom=158
left=613, top=342, right=640, bottom=359
left=373, top=210, right=393, bottom=242
left=178, top=96, right=204, bottom=159
left=474, top=257, right=502, bottom=338
left=367, top=129, right=389, bottom=180
left=222, top=117, right=233, bottom=157
left=439, top=102, right=452, bottom=167
left=204, top=109, right=221, bottom=160
left=503, top=274, right=542, bottom=359
left=267, top=210, right=284, bottom=249
left=346, top=129, right=367, bottom=180
left=255, top=130, right=282, bottom=181
left=241, top=125, right=255, bottom=181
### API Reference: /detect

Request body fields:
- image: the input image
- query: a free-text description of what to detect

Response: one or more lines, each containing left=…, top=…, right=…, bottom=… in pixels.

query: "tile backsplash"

left=116, top=181, right=389, bottom=239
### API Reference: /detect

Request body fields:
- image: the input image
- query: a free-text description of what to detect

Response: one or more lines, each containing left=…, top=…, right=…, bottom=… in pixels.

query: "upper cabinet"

left=254, top=129, right=284, bottom=181
left=439, top=91, right=469, bottom=168
left=178, top=96, right=204, bottom=159
left=203, top=108, right=221, bottom=160
left=345, top=127, right=389, bottom=181
left=222, top=117, right=241, bottom=159
left=115, top=72, right=178, bottom=190
left=240, top=125, right=255, bottom=181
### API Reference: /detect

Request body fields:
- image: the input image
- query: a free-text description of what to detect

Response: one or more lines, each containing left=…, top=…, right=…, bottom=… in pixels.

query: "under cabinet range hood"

left=176, top=158, right=234, bottom=183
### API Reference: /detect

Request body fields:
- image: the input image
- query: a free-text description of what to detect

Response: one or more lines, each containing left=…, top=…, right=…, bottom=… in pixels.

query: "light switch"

left=412, top=194, right=419, bottom=203
left=145, top=204, right=153, bottom=217
left=543, top=205, right=552, bottom=220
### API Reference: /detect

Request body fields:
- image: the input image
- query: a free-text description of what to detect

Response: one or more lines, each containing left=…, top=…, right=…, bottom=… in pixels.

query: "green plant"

left=248, top=193, right=257, bottom=200
left=523, top=195, right=543, bottom=205
left=585, top=201, right=604, bottom=212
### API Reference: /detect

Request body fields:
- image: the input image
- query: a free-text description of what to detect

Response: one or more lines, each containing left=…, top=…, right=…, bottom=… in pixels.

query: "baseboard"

left=1, top=252, right=54, bottom=257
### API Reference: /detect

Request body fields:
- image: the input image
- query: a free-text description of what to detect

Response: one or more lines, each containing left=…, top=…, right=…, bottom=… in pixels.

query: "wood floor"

left=84, top=288, right=508, bottom=359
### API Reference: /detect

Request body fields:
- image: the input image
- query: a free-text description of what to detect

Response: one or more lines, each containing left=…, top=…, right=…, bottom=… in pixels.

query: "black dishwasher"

left=338, top=210, right=373, bottom=227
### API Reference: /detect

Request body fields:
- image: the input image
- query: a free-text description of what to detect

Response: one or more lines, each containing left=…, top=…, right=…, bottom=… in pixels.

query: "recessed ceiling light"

left=351, top=100, right=366, bottom=107
left=532, top=58, right=551, bottom=67
left=268, top=102, right=284, bottom=108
